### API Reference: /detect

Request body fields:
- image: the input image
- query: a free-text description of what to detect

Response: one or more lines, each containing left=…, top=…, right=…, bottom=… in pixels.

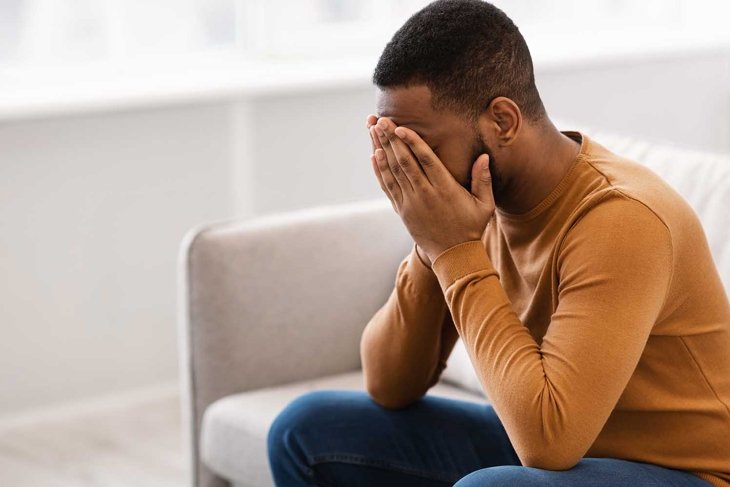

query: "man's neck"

left=495, top=120, right=581, bottom=216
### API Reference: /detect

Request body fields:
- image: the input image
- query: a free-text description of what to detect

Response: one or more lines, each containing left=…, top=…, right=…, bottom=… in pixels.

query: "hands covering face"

left=366, top=114, right=496, bottom=264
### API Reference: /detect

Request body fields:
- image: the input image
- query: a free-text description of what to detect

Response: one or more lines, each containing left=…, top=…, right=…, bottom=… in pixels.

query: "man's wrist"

left=414, top=243, right=433, bottom=269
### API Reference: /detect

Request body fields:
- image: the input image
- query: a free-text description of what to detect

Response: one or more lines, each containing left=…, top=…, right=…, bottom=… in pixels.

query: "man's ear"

left=482, top=96, right=522, bottom=147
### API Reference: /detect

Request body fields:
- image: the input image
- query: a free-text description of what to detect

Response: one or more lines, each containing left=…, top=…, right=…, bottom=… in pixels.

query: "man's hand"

left=369, top=115, right=438, bottom=268
left=366, top=115, right=495, bottom=264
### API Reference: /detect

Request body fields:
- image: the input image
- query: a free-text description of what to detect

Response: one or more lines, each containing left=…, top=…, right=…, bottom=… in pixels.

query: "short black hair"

left=373, top=0, right=545, bottom=122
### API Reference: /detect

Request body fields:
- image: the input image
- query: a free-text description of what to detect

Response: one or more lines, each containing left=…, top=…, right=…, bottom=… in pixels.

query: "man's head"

left=372, top=0, right=547, bottom=202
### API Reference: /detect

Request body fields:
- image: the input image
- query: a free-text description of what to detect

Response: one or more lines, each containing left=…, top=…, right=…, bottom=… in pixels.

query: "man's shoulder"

left=566, top=188, right=670, bottom=245
left=577, top=134, right=696, bottom=239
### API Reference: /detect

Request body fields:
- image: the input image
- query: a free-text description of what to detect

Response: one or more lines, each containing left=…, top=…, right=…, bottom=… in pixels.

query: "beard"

left=464, top=131, right=504, bottom=205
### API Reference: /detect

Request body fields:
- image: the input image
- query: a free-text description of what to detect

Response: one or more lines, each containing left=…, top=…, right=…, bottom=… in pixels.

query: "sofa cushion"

left=440, top=127, right=730, bottom=397
left=200, top=369, right=488, bottom=487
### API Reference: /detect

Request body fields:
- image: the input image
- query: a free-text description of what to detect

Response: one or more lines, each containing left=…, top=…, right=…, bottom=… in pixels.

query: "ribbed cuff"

left=431, top=240, right=497, bottom=291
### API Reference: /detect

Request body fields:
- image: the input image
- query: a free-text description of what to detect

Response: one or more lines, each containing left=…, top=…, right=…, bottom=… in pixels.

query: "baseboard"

left=0, top=381, right=179, bottom=432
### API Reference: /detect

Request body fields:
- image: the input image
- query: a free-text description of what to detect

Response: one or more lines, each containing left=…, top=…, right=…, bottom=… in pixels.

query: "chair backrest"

left=178, top=197, right=413, bottom=487
left=440, top=126, right=730, bottom=397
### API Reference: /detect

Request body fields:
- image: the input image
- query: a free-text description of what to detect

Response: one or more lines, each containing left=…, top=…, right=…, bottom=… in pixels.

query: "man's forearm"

left=360, top=243, right=450, bottom=408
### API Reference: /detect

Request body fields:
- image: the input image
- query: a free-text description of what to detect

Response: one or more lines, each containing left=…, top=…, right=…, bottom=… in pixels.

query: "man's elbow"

left=517, top=447, right=583, bottom=471
left=364, top=382, right=424, bottom=410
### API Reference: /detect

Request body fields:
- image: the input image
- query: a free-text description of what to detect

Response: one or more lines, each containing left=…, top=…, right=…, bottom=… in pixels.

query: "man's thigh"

left=267, top=389, right=520, bottom=486
left=452, top=457, right=713, bottom=487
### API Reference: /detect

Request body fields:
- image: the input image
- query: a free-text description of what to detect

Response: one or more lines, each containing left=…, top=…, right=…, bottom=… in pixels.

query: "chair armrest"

left=177, top=197, right=411, bottom=486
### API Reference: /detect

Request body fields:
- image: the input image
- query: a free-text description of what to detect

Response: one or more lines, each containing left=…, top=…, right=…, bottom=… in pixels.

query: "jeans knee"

left=268, top=390, right=352, bottom=483
left=267, top=389, right=353, bottom=458
left=453, top=465, right=541, bottom=487
left=268, top=390, right=324, bottom=449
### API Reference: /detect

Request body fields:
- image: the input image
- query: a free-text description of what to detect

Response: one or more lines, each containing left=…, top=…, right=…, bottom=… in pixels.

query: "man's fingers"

left=372, top=122, right=411, bottom=192
left=369, top=125, right=385, bottom=152
left=382, top=124, right=429, bottom=190
left=373, top=147, right=403, bottom=206
left=367, top=114, right=403, bottom=210
left=470, top=154, right=495, bottom=207
left=369, top=125, right=384, bottom=154
left=371, top=153, right=386, bottom=192
left=371, top=153, right=397, bottom=212
left=366, top=114, right=379, bottom=153
left=393, top=126, right=451, bottom=187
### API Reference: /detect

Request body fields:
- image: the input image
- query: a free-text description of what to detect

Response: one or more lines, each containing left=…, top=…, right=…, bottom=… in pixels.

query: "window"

left=1, top=1, right=728, bottom=79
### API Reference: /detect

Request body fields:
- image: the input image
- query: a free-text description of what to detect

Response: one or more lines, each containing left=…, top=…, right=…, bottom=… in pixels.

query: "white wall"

left=1, top=46, right=728, bottom=416
left=538, top=48, right=730, bottom=152
left=0, top=104, right=233, bottom=414
left=233, top=87, right=382, bottom=217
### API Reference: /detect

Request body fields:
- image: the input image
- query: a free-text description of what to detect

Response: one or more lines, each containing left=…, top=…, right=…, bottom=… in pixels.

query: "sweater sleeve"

left=430, top=196, right=673, bottom=469
left=361, top=241, right=460, bottom=408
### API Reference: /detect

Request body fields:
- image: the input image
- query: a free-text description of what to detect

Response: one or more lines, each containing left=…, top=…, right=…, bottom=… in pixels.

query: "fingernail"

left=374, top=125, right=384, bottom=137
left=394, top=127, right=407, bottom=139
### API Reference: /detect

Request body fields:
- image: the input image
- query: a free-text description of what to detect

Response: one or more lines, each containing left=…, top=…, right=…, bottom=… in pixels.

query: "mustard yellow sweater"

left=361, top=131, right=730, bottom=487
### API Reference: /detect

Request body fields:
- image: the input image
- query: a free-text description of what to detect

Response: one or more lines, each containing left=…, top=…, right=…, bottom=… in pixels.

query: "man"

left=267, top=1, right=730, bottom=486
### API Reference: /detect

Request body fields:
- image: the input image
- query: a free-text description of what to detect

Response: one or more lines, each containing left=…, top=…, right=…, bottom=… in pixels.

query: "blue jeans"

left=267, top=389, right=711, bottom=486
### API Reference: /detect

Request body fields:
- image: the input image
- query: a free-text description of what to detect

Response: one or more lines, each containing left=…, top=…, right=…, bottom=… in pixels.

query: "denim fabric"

left=267, top=390, right=711, bottom=487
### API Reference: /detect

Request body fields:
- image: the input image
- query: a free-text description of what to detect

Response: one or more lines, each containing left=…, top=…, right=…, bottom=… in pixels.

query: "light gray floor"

left=0, top=392, right=186, bottom=487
